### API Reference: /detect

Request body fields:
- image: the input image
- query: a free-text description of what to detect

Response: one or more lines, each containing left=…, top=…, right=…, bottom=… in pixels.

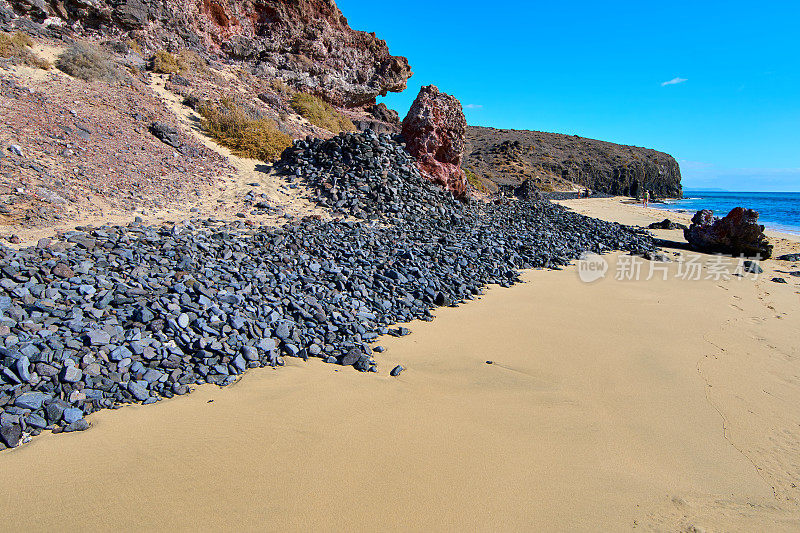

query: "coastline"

left=649, top=194, right=800, bottom=237
left=1, top=198, right=799, bottom=530
left=557, top=196, right=800, bottom=249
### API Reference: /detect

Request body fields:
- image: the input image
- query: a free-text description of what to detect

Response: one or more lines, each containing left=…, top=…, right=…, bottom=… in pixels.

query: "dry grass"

left=199, top=98, right=293, bottom=161
left=152, top=50, right=207, bottom=75
left=124, top=39, right=142, bottom=56
left=290, top=92, right=354, bottom=133
left=56, top=42, right=123, bottom=82
left=270, top=78, right=293, bottom=96
left=152, top=50, right=178, bottom=74
left=0, top=31, right=51, bottom=69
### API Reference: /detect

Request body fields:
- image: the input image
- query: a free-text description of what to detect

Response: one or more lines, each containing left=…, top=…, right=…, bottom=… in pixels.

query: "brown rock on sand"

left=684, top=207, right=774, bottom=259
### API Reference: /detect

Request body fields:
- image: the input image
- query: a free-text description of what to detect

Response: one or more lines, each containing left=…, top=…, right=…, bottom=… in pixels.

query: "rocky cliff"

left=0, top=0, right=411, bottom=107
left=464, top=126, right=682, bottom=198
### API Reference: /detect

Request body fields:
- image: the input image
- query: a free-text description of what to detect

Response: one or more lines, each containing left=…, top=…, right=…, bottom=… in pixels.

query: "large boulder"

left=114, top=0, right=148, bottom=29
left=684, top=208, right=773, bottom=259
left=401, top=85, right=468, bottom=198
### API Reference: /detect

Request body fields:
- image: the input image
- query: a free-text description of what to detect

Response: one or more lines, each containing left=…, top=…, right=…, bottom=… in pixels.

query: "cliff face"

left=464, top=126, right=682, bottom=198
left=0, top=0, right=412, bottom=107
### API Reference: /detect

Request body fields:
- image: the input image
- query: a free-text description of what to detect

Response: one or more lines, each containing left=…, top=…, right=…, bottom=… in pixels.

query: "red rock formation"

left=1, top=0, right=412, bottom=108
left=401, top=85, right=468, bottom=198
left=684, top=207, right=773, bottom=259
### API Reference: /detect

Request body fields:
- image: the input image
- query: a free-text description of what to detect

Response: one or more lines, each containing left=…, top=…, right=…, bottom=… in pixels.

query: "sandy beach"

left=1, top=198, right=799, bottom=531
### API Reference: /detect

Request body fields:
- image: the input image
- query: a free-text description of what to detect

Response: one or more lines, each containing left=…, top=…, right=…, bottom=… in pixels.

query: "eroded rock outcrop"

left=684, top=208, right=773, bottom=259
left=401, top=85, right=468, bottom=198
left=1, top=0, right=411, bottom=107
left=463, top=126, right=682, bottom=197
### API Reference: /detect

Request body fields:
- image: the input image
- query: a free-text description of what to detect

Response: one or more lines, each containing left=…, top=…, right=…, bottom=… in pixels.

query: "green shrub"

left=56, top=42, right=122, bottom=82
left=290, top=92, right=354, bottom=133
left=199, top=98, right=293, bottom=161
left=0, top=31, right=51, bottom=69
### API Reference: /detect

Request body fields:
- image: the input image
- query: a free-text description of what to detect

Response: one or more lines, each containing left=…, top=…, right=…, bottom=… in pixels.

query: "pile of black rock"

left=276, top=131, right=453, bottom=221
left=0, top=130, right=656, bottom=449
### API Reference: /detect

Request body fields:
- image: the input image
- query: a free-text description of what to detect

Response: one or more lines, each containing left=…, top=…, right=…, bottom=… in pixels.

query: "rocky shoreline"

left=0, top=130, right=656, bottom=450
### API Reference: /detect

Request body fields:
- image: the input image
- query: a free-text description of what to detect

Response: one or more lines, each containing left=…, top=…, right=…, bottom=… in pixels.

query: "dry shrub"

left=56, top=42, right=123, bottom=82
left=199, top=98, right=292, bottom=161
left=173, top=50, right=207, bottom=74
left=270, top=78, right=293, bottom=96
left=124, top=39, right=142, bottom=55
left=0, top=31, right=51, bottom=69
left=152, top=50, right=207, bottom=75
left=464, top=167, right=489, bottom=194
left=152, top=50, right=179, bottom=74
left=289, top=92, right=354, bottom=133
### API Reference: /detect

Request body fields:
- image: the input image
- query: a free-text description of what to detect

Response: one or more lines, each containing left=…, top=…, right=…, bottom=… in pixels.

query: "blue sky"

left=337, top=0, right=800, bottom=192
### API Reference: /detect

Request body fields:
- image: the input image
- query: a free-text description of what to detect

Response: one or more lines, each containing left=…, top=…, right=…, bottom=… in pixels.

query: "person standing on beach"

left=643, top=190, right=650, bottom=207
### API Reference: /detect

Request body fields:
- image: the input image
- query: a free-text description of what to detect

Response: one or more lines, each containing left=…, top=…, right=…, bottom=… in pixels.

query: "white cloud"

left=464, top=104, right=483, bottom=109
left=661, top=77, right=687, bottom=87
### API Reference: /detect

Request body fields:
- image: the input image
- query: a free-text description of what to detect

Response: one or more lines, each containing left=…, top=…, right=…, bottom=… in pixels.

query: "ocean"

left=654, top=191, right=800, bottom=235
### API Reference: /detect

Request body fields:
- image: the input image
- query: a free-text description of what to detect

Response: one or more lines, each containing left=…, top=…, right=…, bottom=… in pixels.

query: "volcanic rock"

left=0, top=424, right=22, bottom=448
left=742, top=260, right=763, bottom=274
left=6, top=0, right=412, bottom=108
left=401, top=85, right=468, bottom=198
left=648, top=219, right=687, bottom=230
left=369, top=103, right=399, bottom=124
left=149, top=122, right=182, bottom=150
left=15, top=391, right=50, bottom=410
left=0, top=129, right=658, bottom=452
left=684, top=208, right=773, bottom=259
left=514, top=179, right=541, bottom=201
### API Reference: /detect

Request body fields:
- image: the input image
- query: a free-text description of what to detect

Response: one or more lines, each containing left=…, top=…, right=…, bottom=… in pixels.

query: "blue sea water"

left=654, top=191, right=800, bottom=235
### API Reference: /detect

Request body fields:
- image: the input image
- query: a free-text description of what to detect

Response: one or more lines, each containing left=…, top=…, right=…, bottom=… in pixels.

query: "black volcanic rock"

left=0, top=130, right=659, bottom=451
left=648, top=219, right=687, bottom=230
